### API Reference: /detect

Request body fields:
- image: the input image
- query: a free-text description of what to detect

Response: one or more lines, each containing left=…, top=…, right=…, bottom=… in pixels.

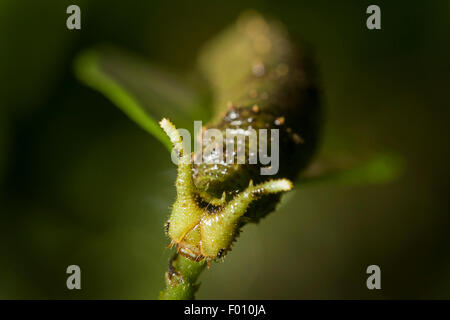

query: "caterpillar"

left=160, top=12, right=321, bottom=262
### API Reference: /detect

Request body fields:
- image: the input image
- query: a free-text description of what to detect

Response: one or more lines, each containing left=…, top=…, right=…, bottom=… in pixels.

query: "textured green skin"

left=165, top=12, right=320, bottom=262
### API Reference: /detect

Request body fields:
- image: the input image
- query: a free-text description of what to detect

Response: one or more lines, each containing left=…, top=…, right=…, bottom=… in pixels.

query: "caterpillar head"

left=160, top=118, right=293, bottom=262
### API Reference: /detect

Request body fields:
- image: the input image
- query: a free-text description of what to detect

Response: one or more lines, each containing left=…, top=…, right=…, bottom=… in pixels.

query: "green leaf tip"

left=74, top=46, right=211, bottom=152
left=74, top=48, right=173, bottom=151
left=299, top=152, right=404, bottom=187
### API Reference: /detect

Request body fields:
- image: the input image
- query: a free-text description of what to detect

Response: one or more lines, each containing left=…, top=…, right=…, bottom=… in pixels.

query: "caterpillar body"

left=161, top=12, right=320, bottom=262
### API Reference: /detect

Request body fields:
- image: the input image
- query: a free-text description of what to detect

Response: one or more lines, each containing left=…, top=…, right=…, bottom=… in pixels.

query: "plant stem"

left=159, top=253, right=207, bottom=300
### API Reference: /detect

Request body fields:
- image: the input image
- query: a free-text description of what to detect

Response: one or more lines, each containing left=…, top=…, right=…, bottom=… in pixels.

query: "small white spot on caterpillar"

left=252, top=62, right=265, bottom=77
left=275, top=116, right=285, bottom=126
left=228, top=110, right=239, bottom=120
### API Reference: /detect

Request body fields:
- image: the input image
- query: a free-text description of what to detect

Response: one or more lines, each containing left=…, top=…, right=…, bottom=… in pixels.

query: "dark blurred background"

left=0, top=0, right=449, bottom=299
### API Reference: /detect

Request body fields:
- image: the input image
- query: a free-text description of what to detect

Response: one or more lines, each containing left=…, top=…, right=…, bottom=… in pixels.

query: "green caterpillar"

left=160, top=12, right=320, bottom=262
left=76, top=10, right=400, bottom=300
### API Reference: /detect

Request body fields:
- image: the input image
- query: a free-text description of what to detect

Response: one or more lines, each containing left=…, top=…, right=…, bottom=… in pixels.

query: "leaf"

left=74, top=46, right=209, bottom=151
left=297, top=152, right=403, bottom=188
left=278, top=152, right=403, bottom=210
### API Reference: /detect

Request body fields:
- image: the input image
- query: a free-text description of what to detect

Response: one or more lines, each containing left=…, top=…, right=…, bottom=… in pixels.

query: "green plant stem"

left=159, top=253, right=207, bottom=300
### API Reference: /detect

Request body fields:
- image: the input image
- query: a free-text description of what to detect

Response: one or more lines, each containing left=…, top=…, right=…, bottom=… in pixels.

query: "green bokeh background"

left=0, top=0, right=449, bottom=299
